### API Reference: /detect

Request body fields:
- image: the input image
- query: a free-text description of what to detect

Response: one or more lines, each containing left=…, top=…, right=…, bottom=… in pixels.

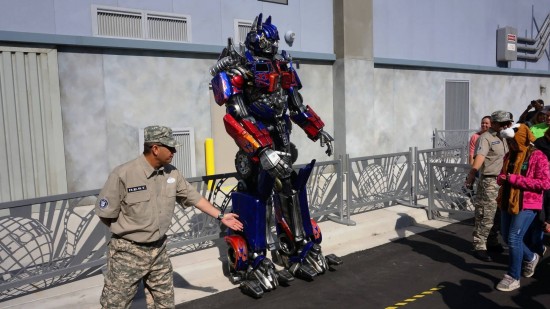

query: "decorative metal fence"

left=0, top=190, right=104, bottom=300
left=0, top=162, right=344, bottom=300
left=0, top=147, right=472, bottom=300
left=295, top=159, right=344, bottom=220
left=346, top=150, right=412, bottom=214
left=433, top=129, right=477, bottom=149
left=427, top=162, right=474, bottom=219
left=415, top=146, right=467, bottom=201
left=0, top=174, right=240, bottom=301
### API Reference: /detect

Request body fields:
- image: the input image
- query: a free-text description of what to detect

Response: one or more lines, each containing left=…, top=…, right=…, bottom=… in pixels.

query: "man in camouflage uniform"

left=95, top=125, right=243, bottom=309
left=465, top=111, right=512, bottom=262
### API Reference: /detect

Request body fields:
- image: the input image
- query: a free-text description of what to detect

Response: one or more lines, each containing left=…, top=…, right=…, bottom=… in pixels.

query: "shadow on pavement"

left=177, top=219, right=550, bottom=309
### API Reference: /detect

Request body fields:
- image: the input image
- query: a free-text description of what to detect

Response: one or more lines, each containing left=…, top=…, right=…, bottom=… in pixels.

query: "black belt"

left=483, top=175, right=498, bottom=178
left=111, top=234, right=167, bottom=247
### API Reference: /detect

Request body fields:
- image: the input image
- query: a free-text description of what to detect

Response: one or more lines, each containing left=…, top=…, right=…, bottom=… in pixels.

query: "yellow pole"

left=205, top=138, right=215, bottom=190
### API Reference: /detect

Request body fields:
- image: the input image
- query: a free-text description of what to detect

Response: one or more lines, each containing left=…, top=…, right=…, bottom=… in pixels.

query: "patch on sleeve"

left=99, top=198, right=109, bottom=209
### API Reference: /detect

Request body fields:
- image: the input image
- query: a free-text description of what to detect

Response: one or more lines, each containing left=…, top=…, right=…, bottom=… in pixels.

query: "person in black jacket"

left=519, top=99, right=545, bottom=125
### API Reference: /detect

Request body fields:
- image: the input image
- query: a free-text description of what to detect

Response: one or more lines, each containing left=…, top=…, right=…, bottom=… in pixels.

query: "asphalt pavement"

left=178, top=219, right=550, bottom=309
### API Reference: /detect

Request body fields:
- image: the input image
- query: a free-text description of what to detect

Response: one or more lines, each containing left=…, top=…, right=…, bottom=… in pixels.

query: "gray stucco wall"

left=57, top=49, right=334, bottom=192
left=57, top=43, right=550, bottom=193
left=372, top=67, right=550, bottom=154
left=58, top=50, right=216, bottom=192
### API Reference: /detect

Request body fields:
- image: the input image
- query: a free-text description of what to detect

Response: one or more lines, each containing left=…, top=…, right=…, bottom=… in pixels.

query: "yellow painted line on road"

left=384, top=285, right=445, bottom=309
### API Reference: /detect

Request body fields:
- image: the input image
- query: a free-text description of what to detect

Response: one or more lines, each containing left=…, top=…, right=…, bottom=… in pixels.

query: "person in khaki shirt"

left=465, top=111, right=511, bottom=263
left=95, top=125, right=243, bottom=309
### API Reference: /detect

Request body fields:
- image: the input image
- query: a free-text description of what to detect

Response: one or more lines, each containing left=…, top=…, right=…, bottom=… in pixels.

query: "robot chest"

left=247, top=90, right=288, bottom=118
left=252, top=61, right=294, bottom=92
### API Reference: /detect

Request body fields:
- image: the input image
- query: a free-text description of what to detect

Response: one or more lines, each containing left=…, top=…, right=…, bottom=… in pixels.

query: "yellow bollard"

left=205, top=138, right=215, bottom=190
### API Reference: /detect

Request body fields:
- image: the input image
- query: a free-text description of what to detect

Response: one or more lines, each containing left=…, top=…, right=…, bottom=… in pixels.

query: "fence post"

left=410, top=147, right=417, bottom=206
left=329, top=154, right=356, bottom=226
left=427, top=161, right=434, bottom=220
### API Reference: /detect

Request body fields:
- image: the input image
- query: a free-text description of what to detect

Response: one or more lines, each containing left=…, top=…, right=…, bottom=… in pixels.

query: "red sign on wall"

left=507, top=34, right=517, bottom=42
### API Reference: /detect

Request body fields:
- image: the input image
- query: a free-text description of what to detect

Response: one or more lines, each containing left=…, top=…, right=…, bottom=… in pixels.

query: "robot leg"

left=226, top=191, right=293, bottom=298
left=273, top=162, right=343, bottom=279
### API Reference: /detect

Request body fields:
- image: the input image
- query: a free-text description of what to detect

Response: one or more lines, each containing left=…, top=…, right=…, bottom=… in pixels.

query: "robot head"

left=245, top=13, right=279, bottom=57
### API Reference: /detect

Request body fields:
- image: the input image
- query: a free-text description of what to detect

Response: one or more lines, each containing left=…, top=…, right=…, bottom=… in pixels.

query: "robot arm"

left=288, top=90, right=334, bottom=156
left=223, top=108, right=272, bottom=157
left=224, top=96, right=292, bottom=179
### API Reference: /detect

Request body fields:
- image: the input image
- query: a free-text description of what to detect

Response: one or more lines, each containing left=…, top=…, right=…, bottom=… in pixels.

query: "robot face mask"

left=258, top=33, right=278, bottom=55
left=245, top=13, right=280, bottom=57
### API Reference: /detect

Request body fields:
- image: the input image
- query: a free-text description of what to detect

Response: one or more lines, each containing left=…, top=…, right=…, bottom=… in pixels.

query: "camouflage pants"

left=100, top=237, right=174, bottom=309
left=473, top=177, right=501, bottom=250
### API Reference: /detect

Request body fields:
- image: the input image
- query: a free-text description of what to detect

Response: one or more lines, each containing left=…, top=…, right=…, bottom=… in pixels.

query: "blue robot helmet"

left=245, top=13, right=280, bottom=57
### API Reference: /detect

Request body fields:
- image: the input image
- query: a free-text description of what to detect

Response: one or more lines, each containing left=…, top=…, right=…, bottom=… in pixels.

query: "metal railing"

left=0, top=147, right=472, bottom=300
left=427, top=162, right=474, bottom=219
left=433, top=128, right=476, bottom=150
left=415, top=146, right=467, bottom=200
left=346, top=150, right=412, bottom=217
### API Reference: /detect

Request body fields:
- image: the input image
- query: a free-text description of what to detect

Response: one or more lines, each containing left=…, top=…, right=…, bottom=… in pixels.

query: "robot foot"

left=289, top=262, right=317, bottom=281
left=239, top=280, right=264, bottom=298
left=325, top=253, right=343, bottom=266
left=228, top=272, right=242, bottom=284
left=276, top=269, right=294, bottom=284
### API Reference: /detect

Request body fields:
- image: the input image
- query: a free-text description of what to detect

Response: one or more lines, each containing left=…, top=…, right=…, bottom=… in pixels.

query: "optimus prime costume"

left=209, top=13, right=342, bottom=298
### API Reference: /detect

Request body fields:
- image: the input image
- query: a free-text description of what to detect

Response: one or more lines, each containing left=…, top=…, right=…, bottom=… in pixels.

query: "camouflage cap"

left=144, top=125, right=181, bottom=147
left=491, top=110, right=513, bottom=123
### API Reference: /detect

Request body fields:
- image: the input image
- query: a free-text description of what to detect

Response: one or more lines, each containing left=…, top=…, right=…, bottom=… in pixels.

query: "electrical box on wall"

left=496, top=27, right=517, bottom=61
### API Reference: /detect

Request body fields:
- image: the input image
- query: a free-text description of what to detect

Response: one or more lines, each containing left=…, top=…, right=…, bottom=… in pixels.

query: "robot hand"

left=317, top=130, right=334, bottom=156
left=259, top=148, right=292, bottom=179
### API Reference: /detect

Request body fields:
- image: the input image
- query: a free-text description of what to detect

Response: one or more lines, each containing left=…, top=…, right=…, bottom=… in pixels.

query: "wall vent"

left=96, top=9, right=143, bottom=38
left=147, top=14, right=188, bottom=42
left=139, top=128, right=196, bottom=177
left=234, top=19, right=252, bottom=44
left=93, top=6, right=191, bottom=42
left=445, top=80, right=470, bottom=130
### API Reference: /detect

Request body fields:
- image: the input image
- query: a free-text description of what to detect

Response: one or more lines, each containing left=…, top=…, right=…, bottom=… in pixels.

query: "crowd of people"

left=465, top=100, right=550, bottom=292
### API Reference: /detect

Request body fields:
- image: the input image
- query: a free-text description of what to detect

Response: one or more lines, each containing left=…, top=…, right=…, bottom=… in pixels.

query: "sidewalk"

left=0, top=204, right=471, bottom=309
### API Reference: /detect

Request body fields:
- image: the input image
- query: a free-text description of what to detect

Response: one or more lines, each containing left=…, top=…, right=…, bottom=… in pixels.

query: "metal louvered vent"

left=93, top=6, right=190, bottom=42
left=172, top=129, right=196, bottom=177
left=97, top=10, right=143, bottom=38
left=445, top=80, right=470, bottom=130
left=235, top=20, right=252, bottom=44
left=148, top=15, right=188, bottom=42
